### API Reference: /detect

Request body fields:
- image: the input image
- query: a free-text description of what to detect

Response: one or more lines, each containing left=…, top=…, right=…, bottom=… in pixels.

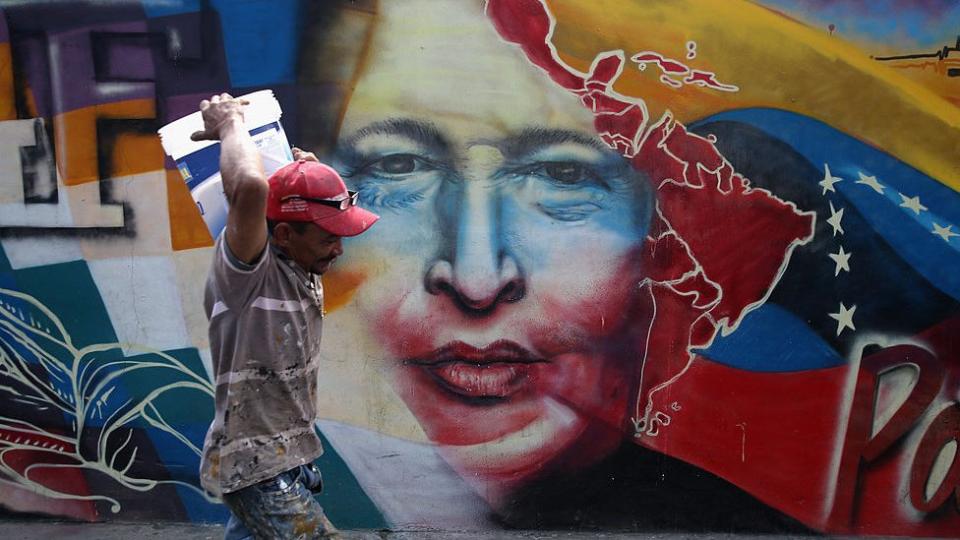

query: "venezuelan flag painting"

left=0, top=0, right=957, bottom=536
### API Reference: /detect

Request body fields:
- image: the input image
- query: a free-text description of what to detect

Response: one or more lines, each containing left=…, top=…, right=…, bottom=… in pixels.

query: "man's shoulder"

left=213, top=233, right=273, bottom=277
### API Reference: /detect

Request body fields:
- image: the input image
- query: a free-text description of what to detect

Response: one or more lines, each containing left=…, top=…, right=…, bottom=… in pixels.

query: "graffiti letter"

left=909, top=403, right=960, bottom=513
left=0, top=118, right=123, bottom=229
left=828, top=345, right=944, bottom=529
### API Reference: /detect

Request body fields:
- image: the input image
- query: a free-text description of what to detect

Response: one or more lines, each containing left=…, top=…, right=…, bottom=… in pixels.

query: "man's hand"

left=292, top=147, right=320, bottom=163
left=190, top=93, right=250, bottom=142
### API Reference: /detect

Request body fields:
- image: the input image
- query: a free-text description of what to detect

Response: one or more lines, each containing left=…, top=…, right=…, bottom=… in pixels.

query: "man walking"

left=192, top=93, right=378, bottom=539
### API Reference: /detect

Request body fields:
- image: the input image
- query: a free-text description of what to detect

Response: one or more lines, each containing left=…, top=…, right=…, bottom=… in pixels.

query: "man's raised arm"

left=191, top=93, right=268, bottom=264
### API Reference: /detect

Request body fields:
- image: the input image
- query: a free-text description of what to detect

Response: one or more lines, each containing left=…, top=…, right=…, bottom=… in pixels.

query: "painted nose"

left=425, top=180, right=525, bottom=313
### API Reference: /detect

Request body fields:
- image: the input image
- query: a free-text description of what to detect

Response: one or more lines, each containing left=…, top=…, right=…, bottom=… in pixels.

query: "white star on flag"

left=819, top=163, right=843, bottom=195
left=828, top=246, right=852, bottom=276
left=898, top=193, right=928, bottom=215
left=855, top=172, right=886, bottom=194
left=932, top=222, right=959, bottom=243
left=827, top=201, right=845, bottom=236
left=828, top=302, right=857, bottom=336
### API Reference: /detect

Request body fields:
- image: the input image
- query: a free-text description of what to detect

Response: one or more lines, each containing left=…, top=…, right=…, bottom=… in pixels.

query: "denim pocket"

left=254, top=468, right=302, bottom=494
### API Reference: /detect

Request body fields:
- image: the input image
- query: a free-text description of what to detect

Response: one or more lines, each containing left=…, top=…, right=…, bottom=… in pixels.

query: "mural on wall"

left=0, top=288, right=215, bottom=516
left=0, top=0, right=958, bottom=536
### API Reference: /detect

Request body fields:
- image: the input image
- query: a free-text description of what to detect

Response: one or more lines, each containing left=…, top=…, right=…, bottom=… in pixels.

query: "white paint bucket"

left=158, top=90, right=294, bottom=237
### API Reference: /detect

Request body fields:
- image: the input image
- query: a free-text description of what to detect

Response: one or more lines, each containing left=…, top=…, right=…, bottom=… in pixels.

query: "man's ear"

left=272, top=222, right=292, bottom=248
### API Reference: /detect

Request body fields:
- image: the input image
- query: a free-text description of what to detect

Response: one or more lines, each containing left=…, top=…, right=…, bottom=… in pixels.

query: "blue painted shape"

left=14, top=260, right=119, bottom=348
left=174, top=466, right=230, bottom=523
left=693, top=108, right=960, bottom=302
left=211, top=0, right=304, bottom=87
left=138, top=348, right=222, bottom=522
left=81, top=347, right=210, bottom=428
left=313, top=429, right=389, bottom=529
left=0, top=7, right=8, bottom=43
left=756, top=0, right=960, bottom=50
left=10, top=260, right=123, bottom=436
left=0, top=245, right=11, bottom=272
left=142, top=0, right=201, bottom=18
left=696, top=304, right=845, bottom=372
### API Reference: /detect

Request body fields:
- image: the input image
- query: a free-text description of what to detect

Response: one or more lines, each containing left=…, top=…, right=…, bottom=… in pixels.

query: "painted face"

left=320, top=0, right=654, bottom=501
left=278, top=222, right=343, bottom=275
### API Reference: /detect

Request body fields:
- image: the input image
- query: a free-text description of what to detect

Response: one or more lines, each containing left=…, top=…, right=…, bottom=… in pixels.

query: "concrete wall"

left=0, top=0, right=958, bottom=535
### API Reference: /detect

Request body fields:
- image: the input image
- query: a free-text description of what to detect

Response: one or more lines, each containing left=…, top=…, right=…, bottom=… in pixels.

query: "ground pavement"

left=0, top=519, right=935, bottom=540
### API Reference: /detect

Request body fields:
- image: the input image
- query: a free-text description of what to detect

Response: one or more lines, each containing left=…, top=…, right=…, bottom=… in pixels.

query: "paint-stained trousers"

left=223, top=464, right=339, bottom=540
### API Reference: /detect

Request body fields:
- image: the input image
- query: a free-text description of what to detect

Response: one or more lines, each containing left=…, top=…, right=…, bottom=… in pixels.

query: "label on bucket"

left=252, top=124, right=295, bottom=175
left=175, top=121, right=292, bottom=190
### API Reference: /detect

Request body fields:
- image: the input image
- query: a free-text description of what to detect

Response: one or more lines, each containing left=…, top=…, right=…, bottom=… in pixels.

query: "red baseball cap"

left=265, top=159, right=379, bottom=237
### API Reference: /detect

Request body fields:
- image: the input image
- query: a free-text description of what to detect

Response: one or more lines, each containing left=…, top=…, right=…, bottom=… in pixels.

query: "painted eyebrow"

left=339, top=118, right=452, bottom=156
left=500, top=127, right=610, bottom=159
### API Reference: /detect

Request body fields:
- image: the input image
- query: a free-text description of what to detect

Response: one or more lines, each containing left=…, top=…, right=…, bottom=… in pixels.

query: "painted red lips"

left=408, top=340, right=546, bottom=399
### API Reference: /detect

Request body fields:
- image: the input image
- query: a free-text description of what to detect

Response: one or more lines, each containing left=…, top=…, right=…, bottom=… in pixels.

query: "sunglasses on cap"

left=281, top=191, right=359, bottom=211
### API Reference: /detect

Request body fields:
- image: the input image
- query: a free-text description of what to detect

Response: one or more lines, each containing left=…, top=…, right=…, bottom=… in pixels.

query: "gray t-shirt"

left=200, top=234, right=324, bottom=496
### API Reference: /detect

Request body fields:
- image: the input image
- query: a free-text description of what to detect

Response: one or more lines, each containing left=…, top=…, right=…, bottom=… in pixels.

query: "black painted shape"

left=76, top=426, right=190, bottom=520
left=96, top=117, right=160, bottom=183
left=91, top=32, right=155, bottom=83
left=875, top=35, right=960, bottom=62
left=499, top=442, right=812, bottom=533
left=21, top=118, right=58, bottom=204
left=0, top=117, right=135, bottom=238
left=1, top=0, right=145, bottom=34
left=147, top=7, right=232, bottom=121
left=0, top=208, right=137, bottom=239
left=9, top=31, right=51, bottom=119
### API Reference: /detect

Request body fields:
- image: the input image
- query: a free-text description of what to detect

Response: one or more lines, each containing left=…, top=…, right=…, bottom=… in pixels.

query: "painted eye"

left=365, top=153, right=435, bottom=177
left=543, top=162, right=589, bottom=183
left=507, top=159, right=608, bottom=190
left=379, top=154, right=417, bottom=174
